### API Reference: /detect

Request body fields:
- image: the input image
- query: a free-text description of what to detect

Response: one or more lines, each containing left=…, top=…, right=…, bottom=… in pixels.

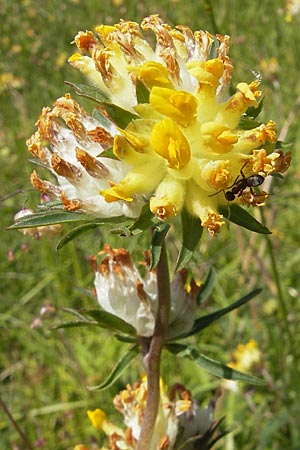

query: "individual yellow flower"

left=229, top=339, right=262, bottom=373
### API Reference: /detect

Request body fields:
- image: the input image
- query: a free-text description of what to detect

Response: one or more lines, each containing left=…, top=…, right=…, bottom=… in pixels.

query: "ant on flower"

left=210, top=161, right=265, bottom=202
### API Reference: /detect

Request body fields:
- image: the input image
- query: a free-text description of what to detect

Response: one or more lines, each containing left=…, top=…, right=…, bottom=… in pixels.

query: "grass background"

left=1, top=0, right=300, bottom=449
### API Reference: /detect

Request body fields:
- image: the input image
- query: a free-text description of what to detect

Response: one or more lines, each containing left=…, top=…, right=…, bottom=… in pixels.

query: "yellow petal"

left=150, top=87, right=198, bottom=127
left=129, top=61, right=172, bottom=89
left=87, top=408, right=106, bottom=430
left=151, top=118, right=191, bottom=169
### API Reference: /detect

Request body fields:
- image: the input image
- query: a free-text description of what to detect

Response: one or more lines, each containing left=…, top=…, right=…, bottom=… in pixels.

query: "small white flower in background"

left=92, top=244, right=197, bottom=339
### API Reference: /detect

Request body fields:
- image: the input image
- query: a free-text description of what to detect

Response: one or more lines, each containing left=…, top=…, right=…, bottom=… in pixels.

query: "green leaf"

left=8, top=210, right=94, bottom=230
left=175, top=208, right=203, bottom=272
left=83, top=309, right=136, bottom=335
left=56, top=222, right=105, bottom=250
left=92, top=108, right=115, bottom=130
left=102, top=102, right=139, bottom=128
left=136, top=79, right=150, bottom=103
left=150, top=222, right=170, bottom=270
left=175, top=288, right=261, bottom=340
left=64, top=81, right=111, bottom=103
left=56, top=217, right=131, bottom=250
left=219, top=204, right=271, bottom=234
left=87, top=345, right=139, bottom=391
left=196, top=266, right=216, bottom=306
left=65, top=81, right=139, bottom=128
left=129, top=203, right=159, bottom=235
left=238, top=117, right=261, bottom=130
left=51, top=320, right=100, bottom=330
left=166, top=344, right=265, bottom=385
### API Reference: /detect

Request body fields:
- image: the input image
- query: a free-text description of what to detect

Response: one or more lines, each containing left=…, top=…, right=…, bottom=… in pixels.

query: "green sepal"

left=150, top=222, right=170, bottom=270
left=175, top=288, right=261, bottom=340
left=166, top=343, right=265, bottom=385
left=219, top=204, right=271, bottom=234
left=87, top=345, right=139, bottom=391
left=129, top=203, right=160, bottom=235
left=175, top=208, right=203, bottom=272
left=8, top=210, right=95, bottom=229
left=196, top=266, right=216, bottom=306
left=136, top=79, right=150, bottom=103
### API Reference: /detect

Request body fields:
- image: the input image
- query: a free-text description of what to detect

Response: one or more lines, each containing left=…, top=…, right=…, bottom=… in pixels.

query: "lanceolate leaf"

left=8, top=210, right=94, bottom=229
left=166, top=344, right=265, bottom=385
left=102, top=102, right=140, bottom=128
left=52, top=310, right=136, bottom=336
left=65, top=81, right=139, bottom=128
left=87, top=345, right=139, bottom=391
left=150, top=222, right=170, bottom=270
left=56, top=217, right=131, bottom=250
left=64, top=81, right=111, bottom=103
left=175, top=208, right=203, bottom=272
left=129, top=203, right=159, bottom=235
left=175, top=288, right=262, bottom=340
left=83, top=309, right=136, bottom=335
left=219, top=204, right=271, bottom=234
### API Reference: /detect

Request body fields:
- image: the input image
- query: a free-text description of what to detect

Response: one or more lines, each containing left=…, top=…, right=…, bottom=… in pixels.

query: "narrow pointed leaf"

left=64, top=81, right=111, bottom=103
left=56, top=217, right=131, bottom=250
left=129, top=203, right=159, bottom=235
left=102, top=102, right=139, bottom=128
left=83, top=309, right=136, bottom=335
left=51, top=320, right=100, bottom=330
left=219, top=204, right=271, bottom=234
left=87, top=345, right=139, bottom=391
left=56, top=222, right=105, bottom=250
left=8, top=210, right=93, bottom=230
left=175, top=288, right=261, bottom=340
left=176, top=208, right=203, bottom=272
left=196, top=266, right=216, bottom=306
left=166, top=344, right=265, bottom=385
left=150, top=222, right=170, bottom=270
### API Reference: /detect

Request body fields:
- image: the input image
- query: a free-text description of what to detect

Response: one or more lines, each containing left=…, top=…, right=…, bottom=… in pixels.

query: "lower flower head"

left=92, top=245, right=197, bottom=339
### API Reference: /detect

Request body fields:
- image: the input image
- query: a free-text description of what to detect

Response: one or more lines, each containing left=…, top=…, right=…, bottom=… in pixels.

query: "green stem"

left=137, top=240, right=171, bottom=450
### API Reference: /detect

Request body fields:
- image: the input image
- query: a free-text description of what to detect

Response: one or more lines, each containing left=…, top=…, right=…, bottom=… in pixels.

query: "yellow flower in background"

left=28, top=15, right=291, bottom=235
left=229, top=339, right=261, bottom=372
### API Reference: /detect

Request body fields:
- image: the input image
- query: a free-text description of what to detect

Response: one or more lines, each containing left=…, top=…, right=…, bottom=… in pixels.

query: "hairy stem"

left=137, top=240, right=170, bottom=450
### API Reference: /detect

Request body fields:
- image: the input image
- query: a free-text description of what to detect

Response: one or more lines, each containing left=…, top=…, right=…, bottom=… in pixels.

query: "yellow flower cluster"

left=27, top=15, right=291, bottom=235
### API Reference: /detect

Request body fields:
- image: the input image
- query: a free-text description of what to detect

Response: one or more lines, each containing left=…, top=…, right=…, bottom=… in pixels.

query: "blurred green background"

left=1, top=0, right=300, bottom=449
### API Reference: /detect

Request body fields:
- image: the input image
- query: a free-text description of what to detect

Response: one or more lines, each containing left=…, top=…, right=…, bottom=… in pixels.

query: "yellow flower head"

left=28, top=15, right=291, bottom=235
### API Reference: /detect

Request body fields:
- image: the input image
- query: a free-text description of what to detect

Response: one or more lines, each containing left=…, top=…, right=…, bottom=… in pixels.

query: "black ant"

left=210, top=161, right=265, bottom=201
